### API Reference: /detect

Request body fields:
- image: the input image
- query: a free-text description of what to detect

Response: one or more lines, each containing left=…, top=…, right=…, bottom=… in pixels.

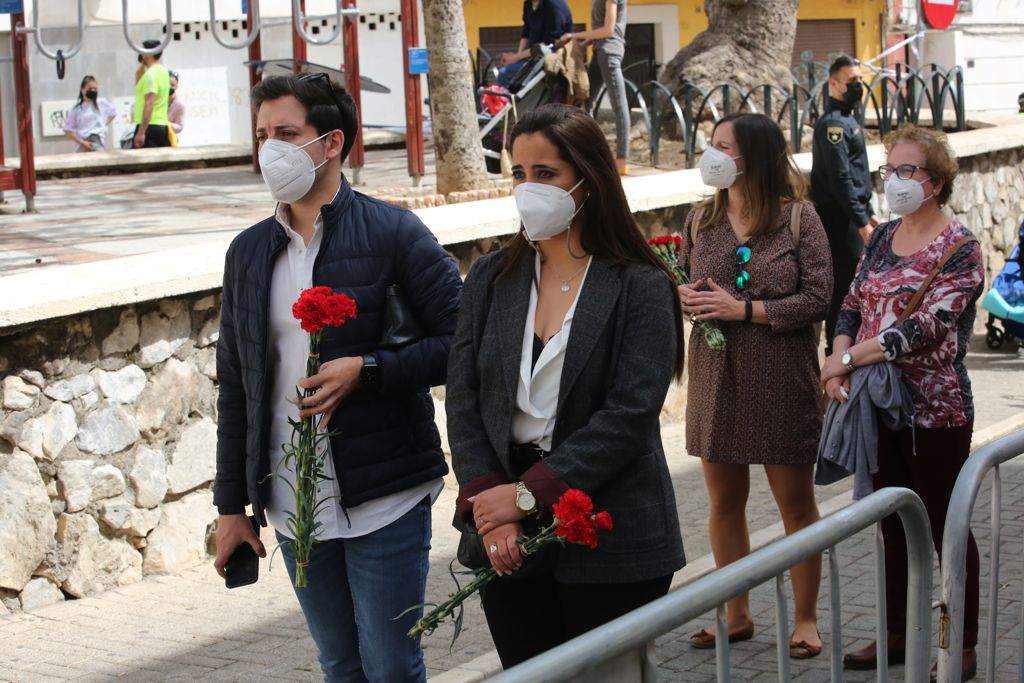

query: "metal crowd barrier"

left=938, top=429, right=1024, bottom=683
left=487, top=487, right=934, bottom=683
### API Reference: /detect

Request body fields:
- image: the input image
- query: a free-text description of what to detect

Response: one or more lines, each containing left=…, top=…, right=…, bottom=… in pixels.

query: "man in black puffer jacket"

left=212, top=74, right=461, bottom=682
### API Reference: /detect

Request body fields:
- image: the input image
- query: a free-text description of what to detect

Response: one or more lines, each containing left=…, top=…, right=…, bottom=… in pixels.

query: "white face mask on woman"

left=699, top=146, right=744, bottom=189
left=884, top=175, right=934, bottom=216
left=258, top=131, right=332, bottom=203
left=514, top=178, right=587, bottom=241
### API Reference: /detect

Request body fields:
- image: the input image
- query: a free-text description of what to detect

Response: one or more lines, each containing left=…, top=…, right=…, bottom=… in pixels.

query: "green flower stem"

left=291, top=330, right=326, bottom=588
left=407, top=522, right=560, bottom=639
left=655, top=243, right=727, bottom=351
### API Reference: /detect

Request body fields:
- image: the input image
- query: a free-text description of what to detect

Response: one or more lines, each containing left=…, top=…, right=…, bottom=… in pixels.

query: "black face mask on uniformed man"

left=843, top=81, right=864, bottom=106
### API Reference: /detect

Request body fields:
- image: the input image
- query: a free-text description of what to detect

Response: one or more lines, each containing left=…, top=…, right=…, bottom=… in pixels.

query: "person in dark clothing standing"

left=811, top=55, right=879, bottom=355
left=212, top=74, right=462, bottom=683
left=497, top=0, right=574, bottom=88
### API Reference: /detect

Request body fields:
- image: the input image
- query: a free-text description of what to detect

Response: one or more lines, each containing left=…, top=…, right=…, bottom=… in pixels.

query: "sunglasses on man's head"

left=299, top=72, right=348, bottom=124
left=735, top=246, right=751, bottom=290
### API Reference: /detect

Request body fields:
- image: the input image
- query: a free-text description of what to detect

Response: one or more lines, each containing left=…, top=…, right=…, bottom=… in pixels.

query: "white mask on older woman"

left=885, top=175, right=935, bottom=216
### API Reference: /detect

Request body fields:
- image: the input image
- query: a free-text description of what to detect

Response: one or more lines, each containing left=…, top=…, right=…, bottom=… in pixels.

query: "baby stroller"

left=981, top=219, right=1024, bottom=349
left=478, top=44, right=566, bottom=173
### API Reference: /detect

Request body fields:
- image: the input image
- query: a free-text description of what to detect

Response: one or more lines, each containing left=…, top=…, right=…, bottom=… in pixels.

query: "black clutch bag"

left=379, top=284, right=424, bottom=348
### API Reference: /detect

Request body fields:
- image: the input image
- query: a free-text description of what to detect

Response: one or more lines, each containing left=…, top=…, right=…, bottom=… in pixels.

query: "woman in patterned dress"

left=681, top=112, right=832, bottom=657
left=824, top=127, right=984, bottom=681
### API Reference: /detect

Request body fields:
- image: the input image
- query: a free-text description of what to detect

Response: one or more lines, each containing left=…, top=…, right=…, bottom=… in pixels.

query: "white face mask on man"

left=258, top=131, right=332, bottom=203
left=514, top=178, right=587, bottom=241
left=884, top=175, right=935, bottom=216
left=699, top=146, right=744, bottom=189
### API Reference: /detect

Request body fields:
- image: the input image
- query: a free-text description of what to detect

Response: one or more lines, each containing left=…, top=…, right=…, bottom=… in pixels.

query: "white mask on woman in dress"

left=514, top=178, right=587, bottom=242
left=885, top=175, right=935, bottom=216
left=699, top=146, right=744, bottom=189
left=259, top=131, right=332, bottom=203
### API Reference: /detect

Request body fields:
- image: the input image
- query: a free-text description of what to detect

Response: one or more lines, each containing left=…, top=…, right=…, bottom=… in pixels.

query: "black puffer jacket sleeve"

left=213, top=238, right=249, bottom=515
left=373, top=211, right=463, bottom=393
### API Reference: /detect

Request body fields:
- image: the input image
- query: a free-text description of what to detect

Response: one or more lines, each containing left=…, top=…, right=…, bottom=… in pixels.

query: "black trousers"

left=134, top=124, right=170, bottom=148
left=874, top=421, right=979, bottom=648
left=818, top=204, right=865, bottom=355
left=480, top=573, right=672, bottom=669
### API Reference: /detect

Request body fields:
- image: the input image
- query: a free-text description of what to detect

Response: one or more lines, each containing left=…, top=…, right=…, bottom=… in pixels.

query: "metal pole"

left=876, top=522, right=890, bottom=683
left=12, top=10, right=36, bottom=211
left=342, top=0, right=364, bottom=184
left=938, top=431, right=1024, bottom=683
left=714, top=603, right=731, bottom=682
left=292, top=0, right=307, bottom=73
left=828, top=546, right=843, bottom=681
left=400, top=0, right=424, bottom=187
left=986, top=468, right=1002, bottom=680
left=247, top=0, right=262, bottom=174
left=775, top=573, right=791, bottom=682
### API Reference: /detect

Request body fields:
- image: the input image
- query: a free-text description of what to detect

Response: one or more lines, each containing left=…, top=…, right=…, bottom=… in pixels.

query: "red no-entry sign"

left=922, top=0, right=960, bottom=30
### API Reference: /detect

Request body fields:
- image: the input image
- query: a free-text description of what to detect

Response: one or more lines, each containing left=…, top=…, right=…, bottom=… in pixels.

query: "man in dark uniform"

left=811, top=55, right=879, bottom=355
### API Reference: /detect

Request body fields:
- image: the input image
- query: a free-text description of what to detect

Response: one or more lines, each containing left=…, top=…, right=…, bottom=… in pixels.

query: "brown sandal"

left=790, top=630, right=823, bottom=659
left=689, top=624, right=755, bottom=650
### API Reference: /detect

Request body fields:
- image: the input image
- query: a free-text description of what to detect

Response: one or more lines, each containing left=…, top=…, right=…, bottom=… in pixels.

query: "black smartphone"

left=224, top=515, right=260, bottom=589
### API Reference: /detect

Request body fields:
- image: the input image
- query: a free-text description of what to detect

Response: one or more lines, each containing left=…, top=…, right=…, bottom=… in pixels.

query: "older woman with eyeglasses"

left=680, top=112, right=833, bottom=658
left=823, top=126, right=984, bottom=681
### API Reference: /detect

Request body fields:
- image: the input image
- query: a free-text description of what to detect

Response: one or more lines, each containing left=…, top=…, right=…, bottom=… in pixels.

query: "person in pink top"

left=821, top=125, right=984, bottom=682
left=167, top=71, right=186, bottom=139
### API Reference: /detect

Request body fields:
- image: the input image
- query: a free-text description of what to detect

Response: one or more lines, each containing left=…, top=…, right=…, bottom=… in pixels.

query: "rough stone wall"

left=948, top=147, right=1024, bottom=286
left=0, top=293, right=221, bottom=614
left=1, top=146, right=1020, bottom=614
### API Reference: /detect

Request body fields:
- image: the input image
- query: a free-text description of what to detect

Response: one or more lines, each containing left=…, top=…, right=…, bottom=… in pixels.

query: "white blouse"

left=266, top=198, right=441, bottom=540
left=511, top=252, right=592, bottom=451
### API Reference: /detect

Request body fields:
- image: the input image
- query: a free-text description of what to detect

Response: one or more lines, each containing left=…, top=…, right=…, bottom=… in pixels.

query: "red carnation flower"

left=553, top=489, right=594, bottom=526
left=557, top=520, right=599, bottom=549
left=292, top=286, right=357, bottom=334
left=594, top=510, right=613, bottom=530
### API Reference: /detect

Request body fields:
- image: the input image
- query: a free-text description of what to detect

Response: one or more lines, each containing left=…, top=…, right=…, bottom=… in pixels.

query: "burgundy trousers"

left=873, top=420, right=978, bottom=648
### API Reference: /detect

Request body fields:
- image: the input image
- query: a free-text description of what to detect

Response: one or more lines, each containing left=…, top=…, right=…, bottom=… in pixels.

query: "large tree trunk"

left=662, top=0, right=799, bottom=98
left=423, top=0, right=489, bottom=195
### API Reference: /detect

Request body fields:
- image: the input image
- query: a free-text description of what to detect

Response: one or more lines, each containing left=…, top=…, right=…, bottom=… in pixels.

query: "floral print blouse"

left=836, top=218, right=984, bottom=428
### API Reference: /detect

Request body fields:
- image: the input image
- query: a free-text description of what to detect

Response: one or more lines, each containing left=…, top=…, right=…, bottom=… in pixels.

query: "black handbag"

left=379, top=284, right=424, bottom=348
left=456, top=511, right=559, bottom=579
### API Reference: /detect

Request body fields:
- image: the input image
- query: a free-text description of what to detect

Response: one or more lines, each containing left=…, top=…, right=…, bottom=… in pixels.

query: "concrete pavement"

left=0, top=145, right=665, bottom=275
left=1, top=341, right=1022, bottom=683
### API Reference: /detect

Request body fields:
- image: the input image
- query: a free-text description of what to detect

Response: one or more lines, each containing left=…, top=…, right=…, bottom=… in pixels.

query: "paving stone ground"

left=0, top=146, right=663, bottom=275
left=1, top=150, right=1022, bottom=681
left=1, top=341, right=1021, bottom=682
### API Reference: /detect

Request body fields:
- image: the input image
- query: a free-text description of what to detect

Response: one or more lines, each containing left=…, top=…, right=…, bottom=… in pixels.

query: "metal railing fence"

left=487, top=487, right=934, bottom=683
left=587, top=62, right=966, bottom=168
left=938, top=429, right=1024, bottom=683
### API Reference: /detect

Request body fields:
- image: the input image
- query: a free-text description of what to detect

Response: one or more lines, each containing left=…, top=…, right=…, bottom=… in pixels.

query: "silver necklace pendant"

left=560, top=280, right=571, bottom=293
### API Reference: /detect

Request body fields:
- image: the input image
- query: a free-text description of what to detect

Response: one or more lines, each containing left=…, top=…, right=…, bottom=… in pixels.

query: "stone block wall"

left=0, top=293, right=221, bottom=614
left=949, top=147, right=1024, bottom=285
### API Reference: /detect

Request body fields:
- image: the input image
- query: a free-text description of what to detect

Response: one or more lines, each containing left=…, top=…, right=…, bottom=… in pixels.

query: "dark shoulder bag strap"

left=897, top=236, right=979, bottom=323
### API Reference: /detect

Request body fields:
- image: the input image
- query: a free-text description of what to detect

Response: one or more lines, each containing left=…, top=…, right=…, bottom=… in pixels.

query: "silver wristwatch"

left=841, top=350, right=856, bottom=372
left=515, top=482, right=538, bottom=514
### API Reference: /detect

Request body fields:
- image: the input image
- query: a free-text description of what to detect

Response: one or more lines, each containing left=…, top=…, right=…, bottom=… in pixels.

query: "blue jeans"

left=594, top=50, right=629, bottom=160
left=277, top=498, right=431, bottom=683
left=496, top=60, right=527, bottom=88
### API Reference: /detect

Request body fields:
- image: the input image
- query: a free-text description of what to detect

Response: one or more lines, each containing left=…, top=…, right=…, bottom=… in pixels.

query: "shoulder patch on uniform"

left=827, top=127, right=844, bottom=144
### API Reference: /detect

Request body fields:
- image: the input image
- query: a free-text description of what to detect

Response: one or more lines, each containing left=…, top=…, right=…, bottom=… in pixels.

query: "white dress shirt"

left=511, top=252, right=592, bottom=451
left=266, top=197, right=442, bottom=540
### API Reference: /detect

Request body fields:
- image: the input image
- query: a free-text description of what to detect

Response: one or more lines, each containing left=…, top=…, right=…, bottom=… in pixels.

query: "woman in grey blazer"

left=446, top=104, right=686, bottom=668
